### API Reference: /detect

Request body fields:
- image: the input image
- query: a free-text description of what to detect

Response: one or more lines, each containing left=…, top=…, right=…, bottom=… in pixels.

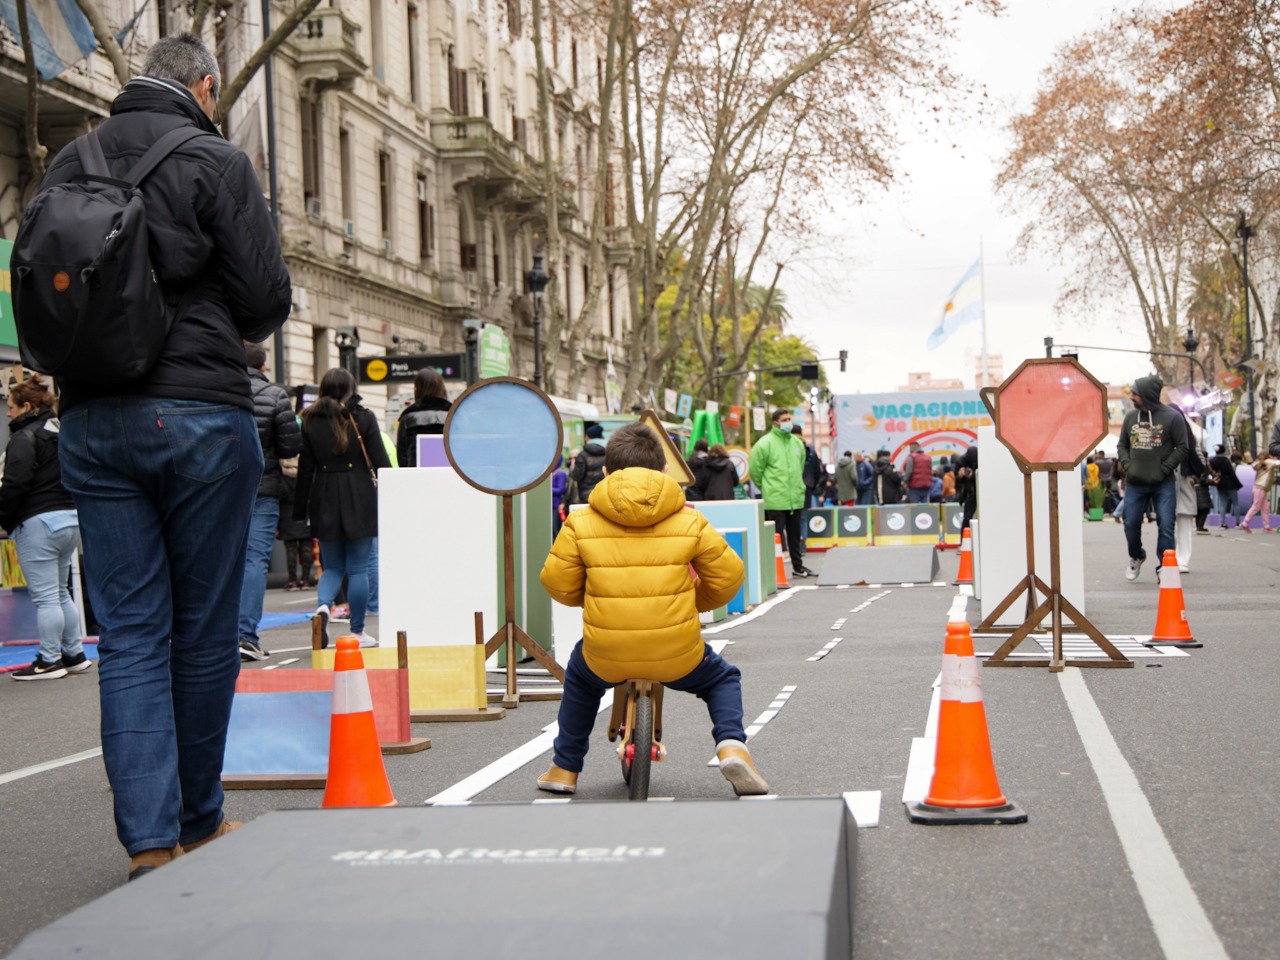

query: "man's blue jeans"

left=907, top=487, right=930, bottom=503
left=552, top=640, right=748, bottom=773
left=366, top=536, right=380, bottom=614
left=318, top=537, right=372, bottom=635
left=59, top=398, right=260, bottom=856
left=12, top=515, right=84, bottom=664
left=1122, top=478, right=1176, bottom=562
left=237, top=495, right=279, bottom=644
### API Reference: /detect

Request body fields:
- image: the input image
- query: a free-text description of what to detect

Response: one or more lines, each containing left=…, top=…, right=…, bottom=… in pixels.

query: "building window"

left=417, top=174, right=434, bottom=260
left=571, top=39, right=578, bottom=87
left=563, top=254, right=572, bottom=315
left=300, top=98, right=322, bottom=214
left=407, top=4, right=421, bottom=106
left=604, top=162, right=616, bottom=228
left=447, top=46, right=468, bottom=115
left=339, top=128, right=353, bottom=222
left=507, top=0, right=521, bottom=35
left=369, top=0, right=385, bottom=83
left=460, top=217, right=477, bottom=271
left=492, top=229, right=501, bottom=286
left=378, top=150, right=393, bottom=239
left=607, top=272, right=616, bottom=338
left=480, top=79, right=489, bottom=120
left=512, top=116, right=527, bottom=148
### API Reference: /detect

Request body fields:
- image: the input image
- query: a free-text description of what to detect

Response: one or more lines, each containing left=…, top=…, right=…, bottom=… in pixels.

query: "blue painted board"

left=690, top=500, right=765, bottom=605
left=723, top=529, right=748, bottom=614
left=223, top=691, right=330, bottom=776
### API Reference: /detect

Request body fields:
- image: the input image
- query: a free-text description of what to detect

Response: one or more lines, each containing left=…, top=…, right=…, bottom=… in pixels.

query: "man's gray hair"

left=143, top=32, right=220, bottom=101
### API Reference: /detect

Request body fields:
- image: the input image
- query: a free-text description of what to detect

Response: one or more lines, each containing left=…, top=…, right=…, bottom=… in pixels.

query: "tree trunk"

left=16, top=0, right=47, bottom=182
left=72, top=0, right=130, bottom=86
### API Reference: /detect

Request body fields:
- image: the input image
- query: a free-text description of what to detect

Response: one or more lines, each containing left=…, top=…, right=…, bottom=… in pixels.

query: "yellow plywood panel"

left=311, top=645, right=486, bottom=710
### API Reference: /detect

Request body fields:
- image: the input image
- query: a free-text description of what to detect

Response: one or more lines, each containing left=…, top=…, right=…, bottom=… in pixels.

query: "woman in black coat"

left=295, top=368, right=392, bottom=647
left=697, top=443, right=740, bottom=500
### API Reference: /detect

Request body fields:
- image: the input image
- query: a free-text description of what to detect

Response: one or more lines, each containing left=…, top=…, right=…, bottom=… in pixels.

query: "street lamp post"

left=1236, top=212, right=1257, bottom=457
left=1182, top=328, right=1199, bottom=388
left=524, top=250, right=551, bottom=389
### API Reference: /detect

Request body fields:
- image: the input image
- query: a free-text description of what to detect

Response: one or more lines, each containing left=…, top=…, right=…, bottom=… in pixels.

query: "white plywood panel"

left=975, top=424, right=1086, bottom=626
left=379, top=468, right=498, bottom=646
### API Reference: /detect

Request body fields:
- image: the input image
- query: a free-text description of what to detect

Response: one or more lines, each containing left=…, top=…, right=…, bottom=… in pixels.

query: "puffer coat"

left=540, top=468, right=744, bottom=683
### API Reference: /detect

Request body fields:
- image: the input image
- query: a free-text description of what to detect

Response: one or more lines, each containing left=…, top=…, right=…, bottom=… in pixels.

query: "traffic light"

left=800, top=361, right=820, bottom=380
left=809, top=385, right=820, bottom=414
left=839, top=349, right=847, bottom=373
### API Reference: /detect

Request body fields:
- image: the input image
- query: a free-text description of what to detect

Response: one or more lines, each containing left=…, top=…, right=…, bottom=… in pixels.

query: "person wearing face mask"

left=748, top=409, right=815, bottom=578
left=1116, top=376, right=1188, bottom=582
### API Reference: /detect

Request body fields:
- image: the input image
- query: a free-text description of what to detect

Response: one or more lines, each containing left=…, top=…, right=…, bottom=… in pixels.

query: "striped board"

left=974, top=633, right=1190, bottom=660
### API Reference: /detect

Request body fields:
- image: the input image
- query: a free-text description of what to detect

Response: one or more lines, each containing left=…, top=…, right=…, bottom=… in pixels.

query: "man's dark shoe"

left=793, top=566, right=818, bottom=578
left=11, top=656, right=67, bottom=680
left=60, top=651, right=94, bottom=674
left=314, top=605, right=331, bottom=650
left=239, top=638, right=269, bottom=662
left=128, top=845, right=182, bottom=881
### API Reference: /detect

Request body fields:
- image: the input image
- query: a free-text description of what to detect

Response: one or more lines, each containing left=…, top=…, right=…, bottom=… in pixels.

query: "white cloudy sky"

left=789, top=0, right=1172, bottom=395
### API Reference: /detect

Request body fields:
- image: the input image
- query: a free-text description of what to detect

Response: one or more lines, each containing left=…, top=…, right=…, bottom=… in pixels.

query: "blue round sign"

left=444, top=378, right=563, bottom=495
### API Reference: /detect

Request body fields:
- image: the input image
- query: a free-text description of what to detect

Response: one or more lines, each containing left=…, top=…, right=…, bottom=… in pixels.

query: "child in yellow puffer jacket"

left=537, top=422, right=769, bottom=797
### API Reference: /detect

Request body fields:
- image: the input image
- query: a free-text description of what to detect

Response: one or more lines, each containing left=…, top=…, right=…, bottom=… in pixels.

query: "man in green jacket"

left=1117, top=375, right=1187, bottom=581
left=749, top=408, right=815, bottom=578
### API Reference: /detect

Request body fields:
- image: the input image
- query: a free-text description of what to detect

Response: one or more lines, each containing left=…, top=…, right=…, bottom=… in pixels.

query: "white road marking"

left=0, top=748, right=102, bottom=786
left=808, top=637, right=845, bottom=662
left=831, top=618, right=847, bottom=630
left=844, top=790, right=882, bottom=828
left=703, top=585, right=817, bottom=635
left=1059, top=668, right=1228, bottom=960
left=426, top=700, right=613, bottom=805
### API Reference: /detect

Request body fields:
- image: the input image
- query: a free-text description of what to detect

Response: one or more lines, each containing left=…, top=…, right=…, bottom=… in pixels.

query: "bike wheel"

left=628, top=694, right=653, bottom=801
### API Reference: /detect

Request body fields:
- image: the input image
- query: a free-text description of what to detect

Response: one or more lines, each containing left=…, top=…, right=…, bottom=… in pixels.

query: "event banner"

left=832, top=390, right=992, bottom=467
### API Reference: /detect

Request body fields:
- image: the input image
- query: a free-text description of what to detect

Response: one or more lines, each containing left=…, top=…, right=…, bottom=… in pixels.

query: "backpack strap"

left=74, top=131, right=111, bottom=178
left=124, top=126, right=208, bottom=187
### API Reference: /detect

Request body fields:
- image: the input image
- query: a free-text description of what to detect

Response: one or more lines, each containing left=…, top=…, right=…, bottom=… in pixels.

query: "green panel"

left=0, top=239, right=16, bottom=349
left=495, top=482, right=555, bottom=666
left=762, top=520, right=777, bottom=596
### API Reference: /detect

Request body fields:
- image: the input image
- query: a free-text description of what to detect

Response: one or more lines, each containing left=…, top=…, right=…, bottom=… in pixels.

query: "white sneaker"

left=355, top=632, right=378, bottom=648
left=1125, top=558, right=1142, bottom=581
left=1178, top=565, right=1190, bottom=574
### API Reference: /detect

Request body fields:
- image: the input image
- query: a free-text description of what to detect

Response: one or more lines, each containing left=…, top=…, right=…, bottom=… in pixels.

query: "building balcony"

left=431, top=116, right=532, bottom=188
left=293, top=8, right=365, bottom=88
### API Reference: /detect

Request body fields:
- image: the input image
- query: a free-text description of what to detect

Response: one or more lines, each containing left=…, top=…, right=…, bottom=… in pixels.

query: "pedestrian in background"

left=793, top=424, right=824, bottom=508
left=296, top=368, right=392, bottom=648
left=277, top=455, right=314, bottom=589
left=855, top=450, right=876, bottom=505
left=941, top=464, right=956, bottom=502
left=572, top=424, right=608, bottom=503
left=835, top=451, right=858, bottom=505
left=1171, top=409, right=1204, bottom=572
left=874, top=449, right=905, bottom=505
left=698, top=443, right=739, bottom=501
left=237, top=341, right=301, bottom=662
left=1117, top=377, right=1187, bottom=581
left=749, top=409, right=814, bottom=578
left=956, top=444, right=978, bottom=530
left=49, top=33, right=293, bottom=880
left=395, top=367, right=452, bottom=467
left=0, top=377, right=89, bottom=680
left=551, top=454, right=568, bottom=537
left=686, top=438, right=711, bottom=500
left=1208, top=445, right=1240, bottom=531
left=903, top=442, right=933, bottom=504
left=1240, top=451, right=1279, bottom=533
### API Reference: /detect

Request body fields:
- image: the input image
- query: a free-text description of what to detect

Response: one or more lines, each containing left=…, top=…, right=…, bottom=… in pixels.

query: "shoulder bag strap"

left=349, top=415, right=377, bottom=483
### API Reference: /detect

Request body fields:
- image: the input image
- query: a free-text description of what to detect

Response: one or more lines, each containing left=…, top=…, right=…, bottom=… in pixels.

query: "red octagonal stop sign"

left=991, top=358, right=1108, bottom=469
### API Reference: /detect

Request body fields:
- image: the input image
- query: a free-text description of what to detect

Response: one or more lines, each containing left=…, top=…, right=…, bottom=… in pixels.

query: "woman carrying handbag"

left=294, top=368, right=392, bottom=647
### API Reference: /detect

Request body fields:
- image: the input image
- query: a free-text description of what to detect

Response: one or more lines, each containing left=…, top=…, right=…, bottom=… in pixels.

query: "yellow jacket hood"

left=587, top=468, right=686, bottom=527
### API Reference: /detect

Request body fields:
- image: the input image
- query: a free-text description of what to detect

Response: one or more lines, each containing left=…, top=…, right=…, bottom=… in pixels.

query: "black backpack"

left=12, top=127, right=206, bottom=384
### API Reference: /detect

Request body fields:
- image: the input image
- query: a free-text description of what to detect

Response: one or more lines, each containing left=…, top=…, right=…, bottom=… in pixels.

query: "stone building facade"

left=0, top=0, right=632, bottom=420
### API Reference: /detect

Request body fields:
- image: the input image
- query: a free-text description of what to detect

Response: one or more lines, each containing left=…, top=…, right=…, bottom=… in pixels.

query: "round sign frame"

left=443, top=376, right=565, bottom=497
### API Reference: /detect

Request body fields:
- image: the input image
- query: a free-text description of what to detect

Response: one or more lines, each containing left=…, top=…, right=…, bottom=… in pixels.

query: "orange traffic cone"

left=774, top=533, right=790, bottom=589
left=906, top=622, right=1026, bottom=825
left=954, top=527, right=974, bottom=585
left=322, top=636, right=398, bottom=808
left=1145, top=550, right=1202, bottom=648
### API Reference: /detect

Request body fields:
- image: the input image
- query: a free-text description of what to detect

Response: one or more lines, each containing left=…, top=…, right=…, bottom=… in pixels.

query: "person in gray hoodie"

left=1116, top=376, right=1188, bottom=581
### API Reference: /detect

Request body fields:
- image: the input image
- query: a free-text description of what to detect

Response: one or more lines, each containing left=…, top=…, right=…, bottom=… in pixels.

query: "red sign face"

left=994, top=360, right=1107, bottom=467
left=1218, top=371, right=1244, bottom=389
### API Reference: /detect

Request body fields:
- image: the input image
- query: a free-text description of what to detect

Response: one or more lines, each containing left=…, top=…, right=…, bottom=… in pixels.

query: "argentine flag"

left=0, top=0, right=98, bottom=80
left=927, top=259, right=982, bottom=351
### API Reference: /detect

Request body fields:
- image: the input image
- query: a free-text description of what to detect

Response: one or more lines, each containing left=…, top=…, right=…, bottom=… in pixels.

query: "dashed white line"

left=808, top=637, right=845, bottom=662
left=831, top=618, right=848, bottom=630
left=709, top=684, right=797, bottom=766
left=0, top=747, right=102, bottom=786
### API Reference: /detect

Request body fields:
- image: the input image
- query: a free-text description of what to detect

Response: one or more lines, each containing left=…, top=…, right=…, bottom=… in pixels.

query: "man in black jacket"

left=572, top=423, right=608, bottom=503
left=238, top=342, right=302, bottom=661
left=49, top=34, right=292, bottom=881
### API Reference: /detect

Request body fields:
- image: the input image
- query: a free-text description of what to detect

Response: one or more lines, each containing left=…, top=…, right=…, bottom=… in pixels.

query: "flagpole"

left=979, top=238, right=989, bottom=388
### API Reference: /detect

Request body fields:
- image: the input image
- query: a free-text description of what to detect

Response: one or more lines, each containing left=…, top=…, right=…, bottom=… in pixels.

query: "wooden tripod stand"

left=483, top=494, right=566, bottom=707
left=980, top=470, right=1132, bottom=672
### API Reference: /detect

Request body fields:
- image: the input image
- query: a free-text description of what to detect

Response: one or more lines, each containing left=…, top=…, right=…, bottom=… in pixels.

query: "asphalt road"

left=1, top=520, right=1277, bottom=958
